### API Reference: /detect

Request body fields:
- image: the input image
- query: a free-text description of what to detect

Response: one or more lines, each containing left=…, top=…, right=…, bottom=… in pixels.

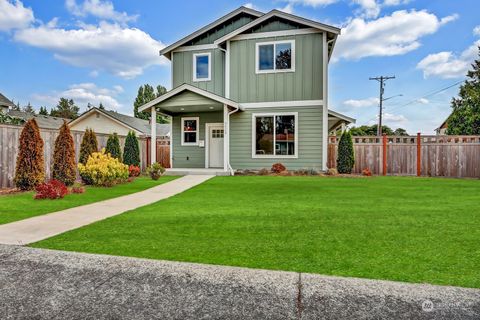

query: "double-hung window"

left=181, top=117, right=199, bottom=146
left=256, top=40, right=295, bottom=74
left=252, top=113, right=298, bottom=158
left=193, top=52, right=211, bottom=81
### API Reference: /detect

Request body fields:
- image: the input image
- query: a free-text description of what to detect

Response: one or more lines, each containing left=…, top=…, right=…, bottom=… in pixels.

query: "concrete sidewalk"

left=0, top=245, right=479, bottom=319
left=0, top=175, right=213, bottom=245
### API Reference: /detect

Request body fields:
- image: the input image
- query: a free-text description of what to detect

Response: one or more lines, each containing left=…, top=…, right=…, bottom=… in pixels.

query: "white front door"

left=208, top=125, right=224, bottom=168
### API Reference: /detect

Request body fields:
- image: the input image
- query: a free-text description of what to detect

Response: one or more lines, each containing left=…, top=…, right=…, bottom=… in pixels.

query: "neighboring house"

left=69, top=107, right=170, bottom=140
left=7, top=110, right=67, bottom=130
left=0, top=92, right=15, bottom=113
left=139, top=6, right=354, bottom=173
left=436, top=114, right=450, bottom=135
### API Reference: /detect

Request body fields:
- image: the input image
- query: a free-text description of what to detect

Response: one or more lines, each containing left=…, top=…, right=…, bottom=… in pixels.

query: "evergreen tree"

left=106, top=132, right=122, bottom=161
left=337, top=130, right=355, bottom=174
left=12, top=101, right=21, bottom=111
left=99, top=102, right=105, bottom=110
left=14, top=119, right=45, bottom=190
left=123, top=131, right=140, bottom=166
left=79, top=128, right=98, bottom=165
left=446, top=47, right=480, bottom=135
left=39, top=106, right=49, bottom=115
left=133, top=84, right=169, bottom=123
left=52, top=121, right=76, bottom=186
left=50, top=98, right=80, bottom=119
left=23, top=102, right=35, bottom=114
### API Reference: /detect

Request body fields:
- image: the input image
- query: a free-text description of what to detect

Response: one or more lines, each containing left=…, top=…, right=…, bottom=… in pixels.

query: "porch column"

left=150, top=106, right=156, bottom=165
left=223, top=104, right=228, bottom=172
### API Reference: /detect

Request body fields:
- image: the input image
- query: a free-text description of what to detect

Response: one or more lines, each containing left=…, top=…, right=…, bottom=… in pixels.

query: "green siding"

left=172, top=49, right=225, bottom=96
left=229, top=106, right=324, bottom=170
left=229, top=33, right=324, bottom=103
left=247, top=17, right=307, bottom=33
left=172, top=111, right=223, bottom=168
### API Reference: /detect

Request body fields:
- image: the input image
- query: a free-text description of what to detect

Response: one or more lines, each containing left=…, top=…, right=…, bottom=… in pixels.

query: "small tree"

left=106, top=132, right=122, bottom=161
left=337, top=131, right=355, bottom=174
left=39, top=106, right=49, bottom=115
left=79, top=128, right=98, bottom=165
left=123, top=131, right=140, bottom=166
left=52, top=121, right=76, bottom=186
left=14, top=119, right=45, bottom=190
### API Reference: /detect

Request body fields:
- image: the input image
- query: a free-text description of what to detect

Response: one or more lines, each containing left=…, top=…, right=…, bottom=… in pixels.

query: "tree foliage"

left=123, top=131, right=140, bottom=166
left=446, top=47, right=480, bottom=135
left=349, top=124, right=408, bottom=136
left=337, top=130, right=355, bottom=174
left=106, top=132, right=122, bottom=161
left=133, top=84, right=168, bottom=123
left=23, top=102, right=35, bottom=114
left=50, top=98, right=80, bottom=119
left=79, top=128, right=98, bottom=165
left=39, top=106, right=49, bottom=115
left=14, top=119, right=45, bottom=190
left=52, top=121, right=76, bottom=186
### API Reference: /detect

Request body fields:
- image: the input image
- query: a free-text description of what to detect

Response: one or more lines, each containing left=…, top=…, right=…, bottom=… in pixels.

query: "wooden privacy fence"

left=0, top=124, right=170, bottom=188
left=328, top=134, right=480, bottom=178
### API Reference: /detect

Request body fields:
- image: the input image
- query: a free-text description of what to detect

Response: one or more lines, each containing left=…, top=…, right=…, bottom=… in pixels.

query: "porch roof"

left=328, top=109, right=356, bottom=131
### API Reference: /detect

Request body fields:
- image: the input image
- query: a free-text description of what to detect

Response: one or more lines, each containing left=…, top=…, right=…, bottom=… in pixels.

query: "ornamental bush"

left=147, top=162, right=165, bottom=180
left=34, top=179, right=68, bottom=200
left=106, top=132, right=122, bottom=161
left=14, top=119, right=45, bottom=190
left=79, top=128, right=98, bottom=165
left=271, top=163, right=286, bottom=173
left=128, top=165, right=141, bottom=177
left=52, top=121, right=76, bottom=186
left=123, top=131, right=140, bottom=167
left=337, top=131, right=355, bottom=174
left=78, top=149, right=129, bottom=187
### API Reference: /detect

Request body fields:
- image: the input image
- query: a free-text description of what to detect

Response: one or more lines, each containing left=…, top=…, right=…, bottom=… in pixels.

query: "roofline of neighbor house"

left=328, top=109, right=356, bottom=124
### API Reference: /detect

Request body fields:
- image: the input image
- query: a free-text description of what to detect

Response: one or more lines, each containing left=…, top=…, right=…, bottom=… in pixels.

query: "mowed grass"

left=33, top=176, right=480, bottom=288
left=0, top=176, right=177, bottom=225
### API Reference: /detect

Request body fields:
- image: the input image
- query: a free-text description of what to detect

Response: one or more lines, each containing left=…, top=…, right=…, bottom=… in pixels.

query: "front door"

left=208, top=125, right=224, bottom=168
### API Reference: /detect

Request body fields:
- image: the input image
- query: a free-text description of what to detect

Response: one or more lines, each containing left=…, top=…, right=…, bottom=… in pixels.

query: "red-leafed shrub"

left=71, top=186, right=85, bottom=194
left=34, top=179, right=68, bottom=200
left=271, top=163, right=286, bottom=173
left=128, top=165, right=141, bottom=177
left=362, top=168, right=372, bottom=176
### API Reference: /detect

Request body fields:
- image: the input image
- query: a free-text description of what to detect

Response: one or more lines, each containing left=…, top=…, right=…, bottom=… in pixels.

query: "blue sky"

left=0, top=0, right=478, bottom=134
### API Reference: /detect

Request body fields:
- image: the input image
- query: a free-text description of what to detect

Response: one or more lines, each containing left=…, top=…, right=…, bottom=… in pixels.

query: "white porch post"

left=150, top=106, right=157, bottom=165
left=223, top=104, right=228, bottom=172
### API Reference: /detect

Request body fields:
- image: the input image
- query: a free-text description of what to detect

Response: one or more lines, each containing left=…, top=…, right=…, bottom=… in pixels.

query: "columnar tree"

left=106, top=132, right=122, bottom=161
left=14, top=119, right=45, bottom=190
left=337, top=130, right=355, bottom=174
left=52, top=121, right=76, bottom=186
left=123, top=131, right=140, bottom=166
left=79, top=128, right=98, bottom=165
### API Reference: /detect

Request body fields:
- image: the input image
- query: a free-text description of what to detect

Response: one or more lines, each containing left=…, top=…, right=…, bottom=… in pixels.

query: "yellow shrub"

left=78, top=149, right=129, bottom=186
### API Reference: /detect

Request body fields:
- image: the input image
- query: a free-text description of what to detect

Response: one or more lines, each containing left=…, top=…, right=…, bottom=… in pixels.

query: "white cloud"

left=383, top=0, right=410, bottom=5
left=0, top=0, right=34, bottom=32
left=383, top=112, right=408, bottom=124
left=473, top=25, right=480, bottom=36
left=278, top=3, right=294, bottom=14
left=416, top=40, right=480, bottom=79
left=352, top=0, right=380, bottom=19
left=417, top=98, right=429, bottom=104
left=334, top=10, right=457, bottom=61
left=287, top=0, right=339, bottom=6
left=65, top=0, right=137, bottom=24
left=32, top=83, right=122, bottom=110
left=343, top=97, right=379, bottom=108
left=14, top=21, right=166, bottom=78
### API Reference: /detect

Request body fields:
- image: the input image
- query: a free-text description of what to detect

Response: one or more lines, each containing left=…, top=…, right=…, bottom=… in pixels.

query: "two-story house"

left=139, top=6, right=355, bottom=174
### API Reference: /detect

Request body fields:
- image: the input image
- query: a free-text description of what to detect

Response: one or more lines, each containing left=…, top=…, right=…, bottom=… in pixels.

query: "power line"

left=369, top=76, right=395, bottom=135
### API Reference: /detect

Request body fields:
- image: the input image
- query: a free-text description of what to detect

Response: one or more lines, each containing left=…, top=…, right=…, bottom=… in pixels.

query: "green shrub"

left=79, top=128, right=98, bottom=165
left=147, top=162, right=165, bottom=180
left=52, top=121, right=76, bottom=186
left=106, top=132, right=122, bottom=161
left=337, top=131, right=355, bottom=174
left=78, top=149, right=129, bottom=186
left=123, top=131, right=140, bottom=166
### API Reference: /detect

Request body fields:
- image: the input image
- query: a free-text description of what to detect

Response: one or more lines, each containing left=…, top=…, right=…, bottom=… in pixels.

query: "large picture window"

left=252, top=113, right=298, bottom=158
left=256, top=40, right=295, bottom=74
left=181, top=117, right=199, bottom=146
left=193, top=52, right=211, bottom=82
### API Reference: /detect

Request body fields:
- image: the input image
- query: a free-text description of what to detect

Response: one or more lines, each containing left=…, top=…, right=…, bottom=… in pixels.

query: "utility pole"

left=369, top=76, right=395, bottom=136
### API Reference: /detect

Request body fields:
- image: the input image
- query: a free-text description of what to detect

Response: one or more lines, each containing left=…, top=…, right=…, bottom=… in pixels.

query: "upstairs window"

left=193, top=53, right=211, bottom=82
left=181, top=117, right=199, bottom=146
left=256, top=40, right=295, bottom=74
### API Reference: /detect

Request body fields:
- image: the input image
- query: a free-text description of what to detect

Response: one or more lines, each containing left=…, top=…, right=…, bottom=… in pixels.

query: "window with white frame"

left=181, top=117, right=199, bottom=145
left=193, top=52, right=211, bottom=81
left=256, top=40, right=295, bottom=73
left=253, top=113, right=297, bottom=158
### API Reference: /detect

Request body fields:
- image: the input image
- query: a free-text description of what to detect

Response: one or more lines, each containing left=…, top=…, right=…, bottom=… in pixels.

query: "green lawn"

left=0, top=176, right=177, bottom=225
left=32, top=176, right=480, bottom=288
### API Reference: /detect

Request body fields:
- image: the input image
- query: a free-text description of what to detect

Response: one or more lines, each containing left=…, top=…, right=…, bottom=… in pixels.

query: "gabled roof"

left=8, top=110, right=67, bottom=130
left=160, top=6, right=263, bottom=59
left=328, top=109, right=356, bottom=124
left=0, top=92, right=15, bottom=108
left=138, top=84, right=239, bottom=113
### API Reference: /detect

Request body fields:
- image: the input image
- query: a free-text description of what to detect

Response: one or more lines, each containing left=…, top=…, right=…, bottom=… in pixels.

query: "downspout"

left=227, top=105, right=239, bottom=175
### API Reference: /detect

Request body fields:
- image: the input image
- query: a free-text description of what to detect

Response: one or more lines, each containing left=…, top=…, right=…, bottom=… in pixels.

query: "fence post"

left=417, top=132, right=421, bottom=177
left=382, top=134, right=387, bottom=176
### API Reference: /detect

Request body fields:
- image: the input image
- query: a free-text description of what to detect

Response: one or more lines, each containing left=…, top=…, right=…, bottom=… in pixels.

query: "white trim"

left=193, top=52, right=211, bottom=82
left=170, top=51, right=174, bottom=89
left=151, top=107, right=157, bottom=164
left=181, top=117, right=200, bottom=146
left=240, top=100, right=323, bottom=109
left=322, top=32, right=328, bottom=171
left=225, top=40, right=230, bottom=99
left=232, top=28, right=320, bottom=41
left=174, top=44, right=218, bottom=52
left=255, top=40, right=295, bottom=74
left=205, top=122, right=224, bottom=169
left=251, top=112, right=299, bottom=159
left=170, top=118, right=173, bottom=168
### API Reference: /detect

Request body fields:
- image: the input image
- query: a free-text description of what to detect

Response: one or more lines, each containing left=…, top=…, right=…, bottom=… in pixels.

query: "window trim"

left=181, top=117, right=200, bottom=146
left=255, top=40, right=295, bottom=74
left=193, top=52, right=211, bottom=82
left=251, top=112, right=298, bottom=159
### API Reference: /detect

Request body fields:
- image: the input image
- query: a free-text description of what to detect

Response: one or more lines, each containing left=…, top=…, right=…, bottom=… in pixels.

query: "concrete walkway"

left=0, top=245, right=479, bottom=319
left=0, top=175, right=213, bottom=245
